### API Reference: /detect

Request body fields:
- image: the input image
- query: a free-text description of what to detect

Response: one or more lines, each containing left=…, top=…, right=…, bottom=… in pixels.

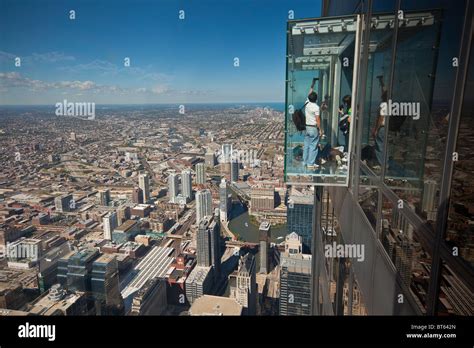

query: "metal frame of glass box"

left=284, top=15, right=362, bottom=186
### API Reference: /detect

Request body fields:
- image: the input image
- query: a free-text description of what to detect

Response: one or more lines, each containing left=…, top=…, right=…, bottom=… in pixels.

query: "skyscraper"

left=132, top=187, right=143, bottom=204
left=116, top=205, right=131, bottom=225
left=195, top=163, right=206, bottom=185
left=230, top=253, right=257, bottom=315
left=205, top=151, right=216, bottom=167
left=287, top=194, right=313, bottom=250
left=103, top=212, right=118, bottom=240
left=91, top=254, right=124, bottom=315
left=259, top=221, right=271, bottom=274
left=168, top=173, right=179, bottom=203
left=60, top=249, right=100, bottom=295
left=196, top=213, right=221, bottom=279
left=279, top=233, right=311, bottom=316
left=422, top=180, right=437, bottom=217
left=181, top=170, right=193, bottom=201
left=195, top=189, right=212, bottom=224
left=98, top=189, right=111, bottom=206
left=185, top=266, right=213, bottom=305
left=231, top=160, right=239, bottom=182
left=55, top=194, right=73, bottom=213
left=221, top=143, right=232, bottom=163
left=138, top=173, right=150, bottom=203
left=250, top=187, right=275, bottom=212
left=219, top=178, right=232, bottom=222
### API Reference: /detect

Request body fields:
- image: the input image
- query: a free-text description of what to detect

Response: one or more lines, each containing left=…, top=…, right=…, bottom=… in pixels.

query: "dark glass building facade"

left=91, top=254, right=124, bottom=315
left=287, top=194, right=314, bottom=250
left=285, top=0, right=473, bottom=315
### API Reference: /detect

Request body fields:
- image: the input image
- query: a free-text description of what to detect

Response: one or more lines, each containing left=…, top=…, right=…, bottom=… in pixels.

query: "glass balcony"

left=284, top=15, right=361, bottom=186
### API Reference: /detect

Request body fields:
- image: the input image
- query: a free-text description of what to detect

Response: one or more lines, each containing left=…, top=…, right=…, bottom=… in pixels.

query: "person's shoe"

left=320, top=159, right=327, bottom=165
left=336, top=155, right=342, bottom=166
left=307, top=164, right=319, bottom=170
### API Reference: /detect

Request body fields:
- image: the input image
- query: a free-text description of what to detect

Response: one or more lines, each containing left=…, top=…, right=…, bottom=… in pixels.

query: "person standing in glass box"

left=303, top=77, right=322, bottom=170
left=338, top=95, right=352, bottom=152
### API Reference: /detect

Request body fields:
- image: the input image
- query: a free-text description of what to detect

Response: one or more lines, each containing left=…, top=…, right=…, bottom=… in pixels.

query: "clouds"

left=0, top=50, right=215, bottom=103
left=59, top=59, right=171, bottom=83
left=1, top=50, right=170, bottom=83
left=0, top=71, right=122, bottom=93
left=30, top=52, right=75, bottom=63
left=0, top=51, right=75, bottom=65
left=0, top=71, right=214, bottom=100
left=58, top=59, right=117, bottom=74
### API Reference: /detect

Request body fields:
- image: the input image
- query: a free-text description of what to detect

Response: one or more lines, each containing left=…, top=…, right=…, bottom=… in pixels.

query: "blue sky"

left=0, top=0, right=321, bottom=105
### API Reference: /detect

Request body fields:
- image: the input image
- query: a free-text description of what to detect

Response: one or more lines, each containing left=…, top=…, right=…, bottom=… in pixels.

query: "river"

left=228, top=200, right=288, bottom=243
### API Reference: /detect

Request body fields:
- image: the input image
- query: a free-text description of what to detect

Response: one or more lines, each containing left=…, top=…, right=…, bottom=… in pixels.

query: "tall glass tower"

left=138, top=173, right=150, bottom=203
left=195, top=163, right=206, bottom=185
left=196, top=189, right=212, bottom=224
left=181, top=170, right=193, bottom=201
left=168, top=173, right=179, bottom=203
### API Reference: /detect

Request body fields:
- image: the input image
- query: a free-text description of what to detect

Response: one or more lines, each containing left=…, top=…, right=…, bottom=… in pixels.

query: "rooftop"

left=189, top=295, right=242, bottom=316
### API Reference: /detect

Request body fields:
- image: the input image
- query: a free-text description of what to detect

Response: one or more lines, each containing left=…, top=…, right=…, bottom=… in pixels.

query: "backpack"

left=339, top=114, right=349, bottom=135
left=292, top=101, right=309, bottom=131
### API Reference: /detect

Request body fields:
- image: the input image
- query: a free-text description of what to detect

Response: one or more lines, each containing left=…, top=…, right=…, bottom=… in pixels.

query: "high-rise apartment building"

left=55, top=194, right=73, bottom=213
left=259, top=221, right=271, bottom=274
left=168, top=173, right=179, bottom=203
left=181, top=170, right=193, bottom=201
left=138, top=173, right=150, bottom=203
left=279, top=233, right=311, bottom=316
left=195, top=189, right=212, bottom=224
left=116, top=205, right=131, bottom=225
left=196, top=213, right=221, bottom=279
left=231, top=160, right=239, bottom=182
left=219, top=178, right=232, bottom=222
left=205, top=151, right=216, bottom=167
left=132, top=187, right=143, bottom=204
left=195, top=163, right=206, bottom=184
left=103, top=212, right=118, bottom=240
left=98, top=189, right=110, bottom=206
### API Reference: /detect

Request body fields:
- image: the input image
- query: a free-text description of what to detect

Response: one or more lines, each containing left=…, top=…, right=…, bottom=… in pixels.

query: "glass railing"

left=284, top=15, right=361, bottom=186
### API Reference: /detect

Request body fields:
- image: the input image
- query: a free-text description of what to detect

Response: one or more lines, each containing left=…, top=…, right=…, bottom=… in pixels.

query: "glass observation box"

left=284, top=15, right=362, bottom=186
left=284, top=11, right=440, bottom=188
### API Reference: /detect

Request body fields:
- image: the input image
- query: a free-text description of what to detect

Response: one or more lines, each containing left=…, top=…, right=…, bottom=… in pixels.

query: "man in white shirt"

left=303, top=78, right=322, bottom=169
